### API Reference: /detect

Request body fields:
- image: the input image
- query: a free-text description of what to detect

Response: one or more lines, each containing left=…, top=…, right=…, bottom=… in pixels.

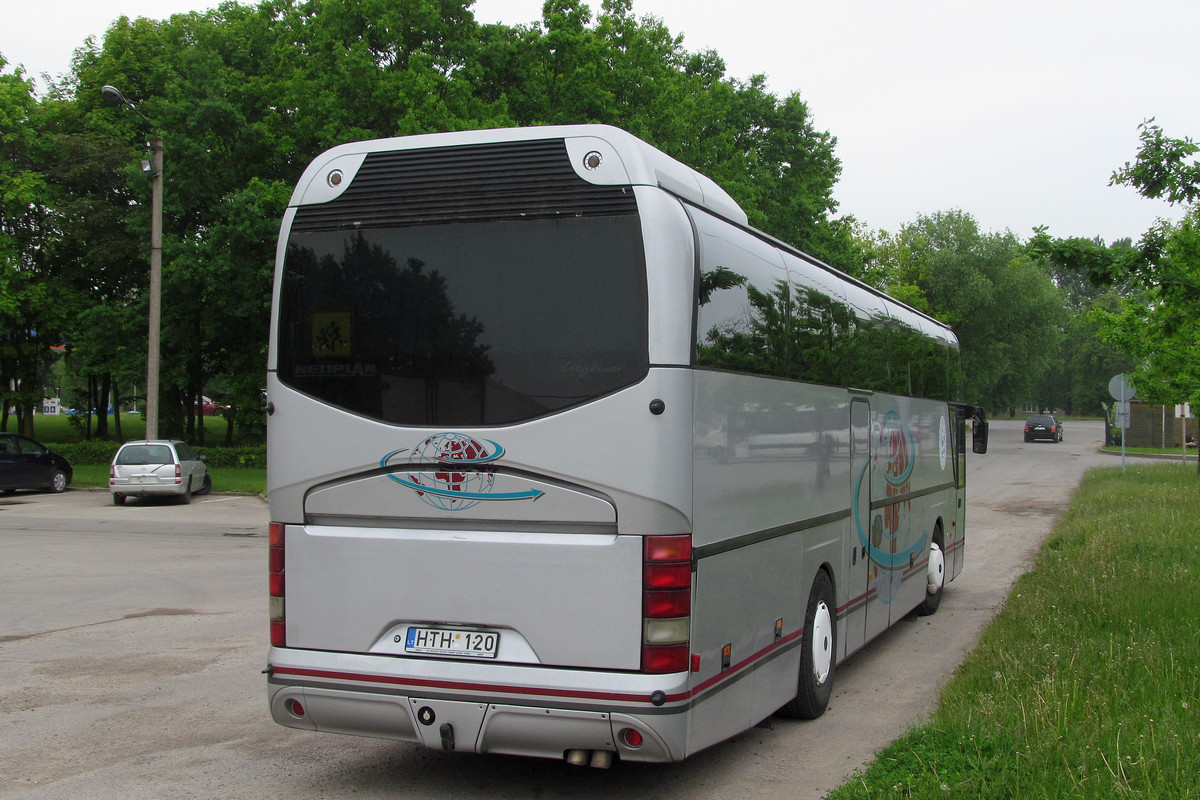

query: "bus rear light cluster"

left=269, top=522, right=286, bottom=647
left=641, top=534, right=691, bottom=673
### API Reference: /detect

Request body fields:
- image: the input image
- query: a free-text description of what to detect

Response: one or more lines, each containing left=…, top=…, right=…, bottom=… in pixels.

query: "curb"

left=1098, top=448, right=1197, bottom=463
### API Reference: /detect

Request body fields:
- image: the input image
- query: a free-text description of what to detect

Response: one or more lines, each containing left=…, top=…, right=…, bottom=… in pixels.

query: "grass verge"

left=70, top=464, right=266, bottom=495
left=827, top=464, right=1199, bottom=799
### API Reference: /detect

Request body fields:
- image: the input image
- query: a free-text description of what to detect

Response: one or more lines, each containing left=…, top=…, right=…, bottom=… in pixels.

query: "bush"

left=53, top=440, right=121, bottom=466
left=197, top=445, right=266, bottom=469
left=53, top=440, right=266, bottom=468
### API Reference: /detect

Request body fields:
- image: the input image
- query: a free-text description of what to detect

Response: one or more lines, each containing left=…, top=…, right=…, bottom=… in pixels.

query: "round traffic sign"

left=1108, top=373, right=1137, bottom=402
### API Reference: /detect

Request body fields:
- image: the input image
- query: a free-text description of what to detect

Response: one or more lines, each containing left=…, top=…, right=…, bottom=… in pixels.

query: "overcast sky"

left=4, top=0, right=1197, bottom=243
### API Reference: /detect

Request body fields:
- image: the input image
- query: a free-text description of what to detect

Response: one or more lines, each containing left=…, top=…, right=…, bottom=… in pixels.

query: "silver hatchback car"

left=110, top=439, right=211, bottom=505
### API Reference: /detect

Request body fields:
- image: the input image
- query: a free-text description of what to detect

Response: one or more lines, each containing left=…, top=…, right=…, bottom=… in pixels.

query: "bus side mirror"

left=972, top=408, right=989, bottom=454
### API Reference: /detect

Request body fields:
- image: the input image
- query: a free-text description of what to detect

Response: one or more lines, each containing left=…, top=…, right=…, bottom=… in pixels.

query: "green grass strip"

left=828, top=464, right=1200, bottom=799
left=70, top=464, right=265, bottom=495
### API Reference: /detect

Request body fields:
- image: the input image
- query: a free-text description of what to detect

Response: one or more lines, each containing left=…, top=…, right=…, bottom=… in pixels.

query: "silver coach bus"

left=265, top=125, right=988, bottom=766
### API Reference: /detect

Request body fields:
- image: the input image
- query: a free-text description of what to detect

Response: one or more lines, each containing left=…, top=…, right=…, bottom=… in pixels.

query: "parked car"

left=192, top=396, right=229, bottom=416
left=110, top=439, right=211, bottom=505
left=0, top=433, right=72, bottom=494
left=1024, top=414, right=1064, bottom=443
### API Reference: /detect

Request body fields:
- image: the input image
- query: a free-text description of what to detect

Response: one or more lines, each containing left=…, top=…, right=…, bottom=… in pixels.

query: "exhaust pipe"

left=565, top=749, right=614, bottom=769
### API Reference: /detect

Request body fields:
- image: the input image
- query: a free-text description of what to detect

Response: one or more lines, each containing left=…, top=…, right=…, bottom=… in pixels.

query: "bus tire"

left=778, top=569, right=836, bottom=719
left=916, top=532, right=945, bottom=616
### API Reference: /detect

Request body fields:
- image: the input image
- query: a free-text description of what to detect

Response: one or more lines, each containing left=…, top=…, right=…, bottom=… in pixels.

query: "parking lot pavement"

left=0, top=487, right=267, bottom=531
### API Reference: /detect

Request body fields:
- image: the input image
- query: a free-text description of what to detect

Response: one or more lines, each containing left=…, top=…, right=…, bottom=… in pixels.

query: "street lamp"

left=102, top=84, right=162, bottom=440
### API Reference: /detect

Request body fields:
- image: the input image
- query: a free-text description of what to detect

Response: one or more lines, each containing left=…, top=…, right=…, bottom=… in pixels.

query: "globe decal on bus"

left=381, top=433, right=543, bottom=510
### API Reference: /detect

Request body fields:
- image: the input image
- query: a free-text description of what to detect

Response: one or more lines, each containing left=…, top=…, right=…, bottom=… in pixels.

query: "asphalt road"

left=0, top=421, right=1140, bottom=799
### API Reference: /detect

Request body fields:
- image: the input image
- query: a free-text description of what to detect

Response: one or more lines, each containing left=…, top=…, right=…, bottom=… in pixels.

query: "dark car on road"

left=0, top=433, right=73, bottom=493
left=1024, top=414, right=1064, bottom=443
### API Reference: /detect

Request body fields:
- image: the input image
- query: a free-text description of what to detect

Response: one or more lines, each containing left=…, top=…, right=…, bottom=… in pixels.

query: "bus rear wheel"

left=778, top=569, right=836, bottom=719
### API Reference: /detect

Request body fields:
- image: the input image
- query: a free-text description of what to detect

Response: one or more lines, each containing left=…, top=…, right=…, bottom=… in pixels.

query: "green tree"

left=67, top=5, right=293, bottom=438
left=1111, top=118, right=1200, bottom=206
left=1025, top=234, right=1136, bottom=415
left=0, top=60, right=77, bottom=437
left=1092, top=121, right=1199, bottom=418
left=193, top=177, right=291, bottom=443
left=1088, top=211, right=1200, bottom=410
left=37, top=91, right=151, bottom=438
left=873, top=210, right=1067, bottom=412
left=274, top=0, right=504, bottom=144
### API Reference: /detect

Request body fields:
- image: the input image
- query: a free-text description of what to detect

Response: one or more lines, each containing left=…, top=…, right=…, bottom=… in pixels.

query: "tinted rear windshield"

left=116, top=445, right=173, bottom=465
left=278, top=215, right=649, bottom=426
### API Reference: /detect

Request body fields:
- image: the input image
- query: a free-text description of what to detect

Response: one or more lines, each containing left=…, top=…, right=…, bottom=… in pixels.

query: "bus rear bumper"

left=266, top=648, right=686, bottom=763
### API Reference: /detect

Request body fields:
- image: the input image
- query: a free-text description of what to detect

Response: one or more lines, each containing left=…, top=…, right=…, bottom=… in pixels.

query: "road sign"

left=1114, top=400, right=1131, bottom=429
left=1108, top=375, right=1137, bottom=473
left=1108, top=374, right=1137, bottom=402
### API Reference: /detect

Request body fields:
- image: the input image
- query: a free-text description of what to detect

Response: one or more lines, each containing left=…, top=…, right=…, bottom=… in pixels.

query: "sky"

left=4, top=0, right=1197, bottom=244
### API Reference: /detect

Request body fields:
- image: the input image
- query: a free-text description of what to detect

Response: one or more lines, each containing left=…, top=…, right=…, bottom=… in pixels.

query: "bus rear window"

left=277, top=215, right=649, bottom=426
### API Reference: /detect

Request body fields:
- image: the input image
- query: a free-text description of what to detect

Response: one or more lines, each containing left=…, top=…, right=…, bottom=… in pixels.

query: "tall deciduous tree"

left=0, top=60, right=79, bottom=437
left=1026, top=232, right=1137, bottom=415
left=1091, top=121, right=1199, bottom=422
left=1088, top=211, right=1200, bottom=410
left=873, top=210, right=1066, bottom=412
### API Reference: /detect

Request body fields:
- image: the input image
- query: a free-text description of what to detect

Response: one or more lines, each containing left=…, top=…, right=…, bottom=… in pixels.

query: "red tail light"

left=269, top=522, right=285, bottom=647
left=644, top=562, right=691, bottom=589
left=644, top=588, right=690, bottom=618
left=175, top=464, right=182, bottom=485
left=641, top=535, right=691, bottom=673
left=641, top=643, right=689, bottom=673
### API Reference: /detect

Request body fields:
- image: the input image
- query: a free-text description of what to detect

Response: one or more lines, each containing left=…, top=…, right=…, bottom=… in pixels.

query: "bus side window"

left=690, top=208, right=790, bottom=378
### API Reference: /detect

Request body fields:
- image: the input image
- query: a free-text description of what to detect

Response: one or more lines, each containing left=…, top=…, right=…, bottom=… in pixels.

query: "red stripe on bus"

left=273, top=628, right=806, bottom=707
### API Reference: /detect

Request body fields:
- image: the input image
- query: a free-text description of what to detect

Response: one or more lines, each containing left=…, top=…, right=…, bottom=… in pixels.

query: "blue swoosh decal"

left=385, top=473, right=544, bottom=501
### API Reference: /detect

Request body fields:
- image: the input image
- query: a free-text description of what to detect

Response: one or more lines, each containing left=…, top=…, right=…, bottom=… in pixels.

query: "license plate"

left=405, top=627, right=499, bottom=659
left=134, top=475, right=156, bottom=484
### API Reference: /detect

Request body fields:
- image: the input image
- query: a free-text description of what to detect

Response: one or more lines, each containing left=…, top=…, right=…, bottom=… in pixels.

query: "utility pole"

left=102, top=85, right=163, bottom=440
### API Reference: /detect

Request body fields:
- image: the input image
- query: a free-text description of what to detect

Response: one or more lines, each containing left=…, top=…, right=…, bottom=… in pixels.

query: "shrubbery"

left=52, top=441, right=121, bottom=466
left=54, top=441, right=266, bottom=469
left=199, top=445, right=266, bottom=469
